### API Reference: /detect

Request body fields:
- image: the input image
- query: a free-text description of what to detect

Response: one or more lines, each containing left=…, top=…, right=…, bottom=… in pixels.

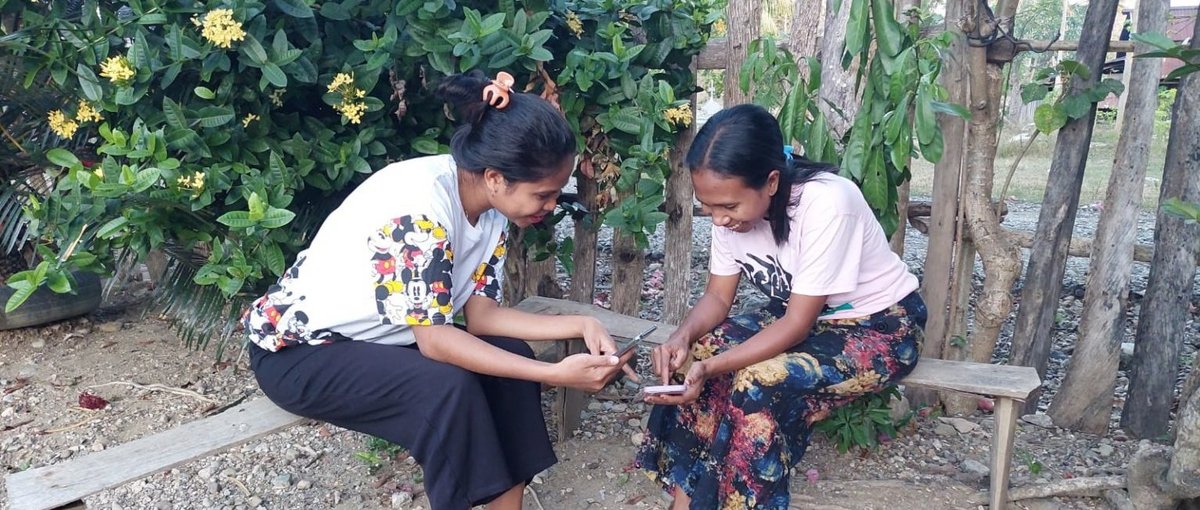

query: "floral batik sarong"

left=635, top=292, right=926, bottom=509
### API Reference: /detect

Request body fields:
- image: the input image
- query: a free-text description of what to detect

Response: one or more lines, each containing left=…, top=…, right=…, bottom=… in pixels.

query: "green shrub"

left=4, top=0, right=722, bottom=346
left=813, top=386, right=909, bottom=453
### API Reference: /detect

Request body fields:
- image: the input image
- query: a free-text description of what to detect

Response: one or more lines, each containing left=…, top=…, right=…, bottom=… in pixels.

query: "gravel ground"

left=1, top=197, right=1196, bottom=510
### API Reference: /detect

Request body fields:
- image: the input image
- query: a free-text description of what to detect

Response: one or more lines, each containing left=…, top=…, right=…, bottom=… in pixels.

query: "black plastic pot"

left=0, top=271, right=102, bottom=330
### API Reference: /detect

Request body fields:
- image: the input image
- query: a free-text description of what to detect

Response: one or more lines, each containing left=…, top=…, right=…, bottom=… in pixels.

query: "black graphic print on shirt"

left=739, top=253, right=793, bottom=307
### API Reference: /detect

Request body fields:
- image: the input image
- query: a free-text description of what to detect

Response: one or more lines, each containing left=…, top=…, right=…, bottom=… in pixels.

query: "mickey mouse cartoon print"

left=371, top=214, right=454, bottom=326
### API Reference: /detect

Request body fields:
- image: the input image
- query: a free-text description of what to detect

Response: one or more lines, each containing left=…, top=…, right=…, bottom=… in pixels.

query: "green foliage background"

left=2, top=0, right=722, bottom=346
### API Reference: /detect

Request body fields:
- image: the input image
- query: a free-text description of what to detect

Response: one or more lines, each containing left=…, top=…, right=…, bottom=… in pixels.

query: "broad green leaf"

left=1162, top=198, right=1200, bottom=223
left=46, top=148, right=81, bottom=168
left=262, top=241, right=286, bottom=276
left=1061, top=94, right=1091, bottom=119
left=915, top=87, right=936, bottom=144
left=1021, top=83, right=1050, bottom=104
left=929, top=101, right=971, bottom=119
left=274, top=0, right=315, bottom=18
left=217, top=211, right=256, bottom=228
left=77, top=64, right=103, bottom=102
left=97, top=216, right=130, bottom=238
left=163, top=97, right=187, bottom=129
left=5, top=284, right=37, bottom=313
left=46, top=271, right=71, bottom=293
left=195, top=106, right=235, bottom=128
left=132, top=168, right=162, bottom=192
left=1130, top=31, right=1176, bottom=52
left=242, top=35, right=269, bottom=64
left=259, top=208, right=297, bottom=229
left=194, top=86, right=216, bottom=99
left=1058, top=60, right=1090, bottom=80
left=870, top=0, right=903, bottom=58
left=412, top=137, right=439, bottom=154
left=261, top=63, right=288, bottom=88
left=842, top=115, right=871, bottom=181
left=845, top=0, right=870, bottom=58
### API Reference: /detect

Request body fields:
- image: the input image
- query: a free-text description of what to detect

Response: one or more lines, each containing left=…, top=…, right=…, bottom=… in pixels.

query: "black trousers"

left=249, top=336, right=557, bottom=509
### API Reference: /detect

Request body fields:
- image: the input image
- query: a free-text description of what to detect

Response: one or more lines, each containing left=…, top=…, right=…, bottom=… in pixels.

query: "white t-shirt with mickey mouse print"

left=243, top=154, right=508, bottom=351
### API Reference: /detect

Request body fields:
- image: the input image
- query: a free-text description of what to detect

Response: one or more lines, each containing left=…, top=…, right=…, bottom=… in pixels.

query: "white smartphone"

left=642, top=384, right=687, bottom=395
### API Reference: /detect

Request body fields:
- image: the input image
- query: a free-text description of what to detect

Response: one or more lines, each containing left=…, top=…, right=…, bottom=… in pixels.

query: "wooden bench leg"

left=555, top=338, right=588, bottom=441
left=990, top=397, right=1020, bottom=509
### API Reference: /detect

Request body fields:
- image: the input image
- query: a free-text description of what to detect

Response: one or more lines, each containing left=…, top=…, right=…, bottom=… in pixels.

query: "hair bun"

left=435, top=71, right=492, bottom=124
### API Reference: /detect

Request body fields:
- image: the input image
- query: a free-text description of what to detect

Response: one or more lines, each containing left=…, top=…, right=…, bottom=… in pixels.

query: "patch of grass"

left=355, top=436, right=406, bottom=473
left=909, top=119, right=1169, bottom=208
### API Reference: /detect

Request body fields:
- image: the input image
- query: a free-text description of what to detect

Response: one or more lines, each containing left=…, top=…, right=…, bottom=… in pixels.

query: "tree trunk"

left=570, top=176, right=599, bottom=304
left=1181, top=353, right=1200, bottom=441
left=913, top=0, right=970, bottom=407
left=1113, top=2, right=1138, bottom=134
left=1169, top=387, right=1200, bottom=498
left=662, top=106, right=697, bottom=325
left=610, top=231, right=646, bottom=316
left=1124, top=12, right=1200, bottom=440
left=818, top=0, right=858, bottom=137
left=789, top=0, right=823, bottom=77
left=1050, top=0, right=1168, bottom=435
left=723, top=0, right=761, bottom=106
left=1009, top=0, right=1122, bottom=416
left=946, top=0, right=1023, bottom=417
left=503, top=228, right=529, bottom=307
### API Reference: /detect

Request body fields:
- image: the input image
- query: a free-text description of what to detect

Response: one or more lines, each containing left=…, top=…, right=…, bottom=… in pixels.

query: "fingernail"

left=609, top=356, right=619, bottom=365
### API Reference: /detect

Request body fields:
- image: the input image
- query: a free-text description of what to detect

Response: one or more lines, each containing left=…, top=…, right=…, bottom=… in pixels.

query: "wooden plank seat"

left=4, top=296, right=1040, bottom=510
left=512, top=296, right=1042, bottom=510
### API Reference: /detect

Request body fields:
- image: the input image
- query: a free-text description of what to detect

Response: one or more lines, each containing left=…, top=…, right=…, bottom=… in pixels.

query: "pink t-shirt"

left=709, top=173, right=918, bottom=320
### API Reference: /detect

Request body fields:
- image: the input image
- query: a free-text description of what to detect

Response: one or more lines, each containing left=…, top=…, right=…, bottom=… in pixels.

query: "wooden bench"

left=513, top=296, right=1042, bottom=510
left=5, top=296, right=1040, bottom=510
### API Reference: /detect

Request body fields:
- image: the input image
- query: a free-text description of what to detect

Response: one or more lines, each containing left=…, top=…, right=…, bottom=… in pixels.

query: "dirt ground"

left=0, top=292, right=1138, bottom=510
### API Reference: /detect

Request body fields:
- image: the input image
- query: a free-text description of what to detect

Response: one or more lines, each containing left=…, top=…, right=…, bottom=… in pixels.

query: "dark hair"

left=686, top=104, right=838, bottom=244
left=435, top=71, right=576, bottom=183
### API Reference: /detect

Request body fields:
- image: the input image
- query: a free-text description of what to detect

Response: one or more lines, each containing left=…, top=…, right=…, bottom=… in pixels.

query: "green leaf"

left=46, top=148, right=81, bottom=168
left=274, top=0, right=315, bottom=18
left=1162, top=198, right=1200, bottom=223
left=194, top=86, right=216, bottom=99
left=132, top=168, right=161, bottom=192
left=1021, top=83, right=1050, bottom=104
left=242, top=35, right=269, bottom=64
left=915, top=87, right=936, bottom=145
left=5, top=284, right=36, bottom=313
left=217, top=211, right=256, bottom=228
left=412, top=137, right=439, bottom=155
left=1061, top=94, right=1092, bottom=119
left=46, top=271, right=71, bottom=293
left=929, top=101, right=971, bottom=119
left=261, top=63, right=288, bottom=88
left=845, top=0, right=870, bottom=58
left=163, top=97, right=187, bottom=129
left=842, top=115, right=871, bottom=181
left=195, top=106, right=235, bottom=128
left=861, top=150, right=889, bottom=212
left=1058, top=60, right=1090, bottom=80
left=870, top=0, right=904, bottom=58
left=1130, top=31, right=1176, bottom=52
left=259, top=208, right=297, bottom=229
left=262, top=241, right=286, bottom=276
left=77, top=64, right=103, bottom=102
left=97, top=216, right=129, bottom=238
left=320, top=2, right=353, bottom=20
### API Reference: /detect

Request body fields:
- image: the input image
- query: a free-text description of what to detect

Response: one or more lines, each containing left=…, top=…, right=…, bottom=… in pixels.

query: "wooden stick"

left=87, top=381, right=219, bottom=404
left=1005, top=475, right=1127, bottom=501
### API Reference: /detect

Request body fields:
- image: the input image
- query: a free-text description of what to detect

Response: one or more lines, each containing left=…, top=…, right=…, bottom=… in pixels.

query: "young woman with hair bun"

left=244, top=70, right=634, bottom=510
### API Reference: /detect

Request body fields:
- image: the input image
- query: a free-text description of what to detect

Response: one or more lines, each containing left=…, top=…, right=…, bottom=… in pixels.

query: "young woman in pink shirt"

left=635, top=104, right=926, bottom=509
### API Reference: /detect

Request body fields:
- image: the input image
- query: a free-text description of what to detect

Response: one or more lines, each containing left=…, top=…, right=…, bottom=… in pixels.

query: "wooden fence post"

left=662, top=93, right=698, bottom=325
left=723, top=0, right=761, bottom=106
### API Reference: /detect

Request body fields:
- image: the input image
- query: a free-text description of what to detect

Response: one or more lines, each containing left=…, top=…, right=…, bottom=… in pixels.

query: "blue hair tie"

left=783, top=145, right=794, bottom=162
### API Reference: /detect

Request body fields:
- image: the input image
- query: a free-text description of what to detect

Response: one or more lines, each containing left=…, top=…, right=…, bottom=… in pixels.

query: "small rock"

left=271, top=473, right=292, bottom=489
left=91, top=441, right=106, bottom=452
left=1119, top=342, right=1136, bottom=368
left=246, top=496, right=263, bottom=508
left=611, top=403, right=628, bottom=413
left=1022, top=413, right=1056, bottom=429
left=30, top=339, right=45, bottom=349
left=98, top=322, right=122, bottom=333
left=938, top=417, right=981, bottom=434
left=1, top=407, right=14, bottom=418
left=198, top=467, right=214, bottom=479
left=1093, top=444, right=1115, bottom=457
left=960, top=458, right=990, bottom=478
left=391, top=491, right=413, bottom=508
left=206, top=480, right=220, bottom=494
left=631, top=432, right=644, bottom=446
left=888, top=395, right=911, bottom=423
left=587, top=402, right=604, bottom=412
left=933, top=423, right=957, bottom=437
left=296, top=479, right=312, bottom=490
left=627, top=418, right=641, bottom=428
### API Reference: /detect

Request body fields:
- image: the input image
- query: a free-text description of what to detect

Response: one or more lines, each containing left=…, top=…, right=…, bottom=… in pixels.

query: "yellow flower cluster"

left=75, top=101, right=103, bottom=123
left=268, top=88, right=286, bottom=107
left=565, top=11, right=584, bottom=38
left=47, top=100, right=104, bottom=139
left=327, top=72, right=367, bottom=124
left=663, top=103, right=693, bottom=127
left=99, top=55, right=135, bottom=84
left=713, top=18, right=727, bottom=36
left=48, top=110, right=79, bottom=139
left=197, top=9, right=246, bottom=49
left=177, top=172, right=206, bottom=194
left=242, top=113, right=259, bottom=127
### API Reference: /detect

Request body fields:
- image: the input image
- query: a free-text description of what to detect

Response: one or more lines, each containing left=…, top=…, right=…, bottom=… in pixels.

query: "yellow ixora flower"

left=176, top=172, right=206, bottom=194
left=712, top=18, right=727, bottom=36
left=242, top=113, right=260, bottom=127
left=48, top=110, right=79, bottom=139
left=268, top=88, right=286, bottom=107
left=75, top=101, right=103, bottom=123
left=99, top=55, right=135, bottom=84
left=327, top=72, right=367, bottom=124
left=663, top=103, right=693, bottom=128
left=565, top=11, right=584, bottom=38
left=199, top=9, right=246, bottom=49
